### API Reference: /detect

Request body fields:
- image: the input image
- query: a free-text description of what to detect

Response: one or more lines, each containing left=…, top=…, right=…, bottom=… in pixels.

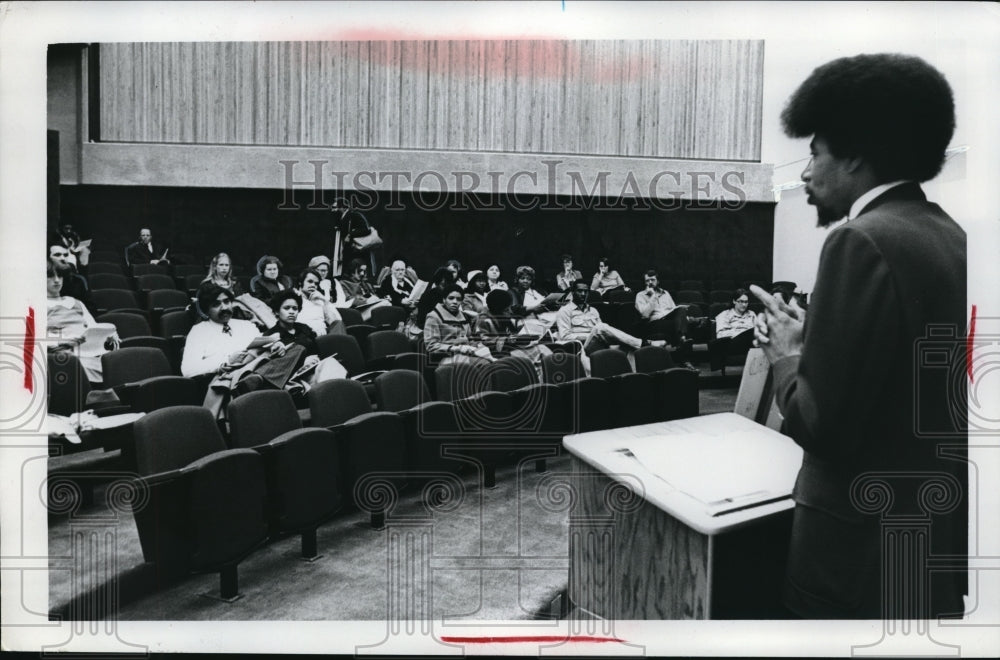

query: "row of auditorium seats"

left=126, top=357, right=698, bottom=600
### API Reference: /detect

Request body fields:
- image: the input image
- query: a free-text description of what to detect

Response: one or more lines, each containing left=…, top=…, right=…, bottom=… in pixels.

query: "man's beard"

left=808, top=196, right=845, bottom=228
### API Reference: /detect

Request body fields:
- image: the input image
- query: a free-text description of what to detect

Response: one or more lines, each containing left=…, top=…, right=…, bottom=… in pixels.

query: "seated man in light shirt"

left=708, top=288, right=757, bottom=372
left=555, top=280, right=642, bottom=355
left=181, top=284, right=286, bottom=378
left=634, top=269, right=696, bottom=369
left=295, top=268, right=346, bottom=336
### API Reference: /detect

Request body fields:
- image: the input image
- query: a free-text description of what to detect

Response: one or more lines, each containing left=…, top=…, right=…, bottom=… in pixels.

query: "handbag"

left=351, top=227, right=383, bottom=251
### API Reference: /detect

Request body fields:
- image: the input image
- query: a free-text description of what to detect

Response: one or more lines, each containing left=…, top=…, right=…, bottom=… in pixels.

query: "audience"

left=462, top=270, right=490, bottom=317
left=634, top=269, right=695, bottom=369
left=556, top=254, right=582, bottom=291
left=555, top=280, right=642, bottom=355
left=49, top=244, right=90, bottom=305
left=474, top=288, right=552, bottom=377
left=423, top=284, right=492, bottom=365
left=203, top=252, right=241, bottom=295
left=590, top=257, right=629, bottom=296
left=46, top=260, right=118, bottom=383
left=485, top=264, right=508, bottom=291
left=709, top=288, right=757, bottom=372
left=295, top=268, right=346, bottom=336
left=445, top=259, right=467, bottom=289
left=378, top=258, right=417, bottom=308
left=510, top=265, right=563, bottom=336
left=250, top=255, right=293, bottom=303
left=126, top=228, right=170, bottom=266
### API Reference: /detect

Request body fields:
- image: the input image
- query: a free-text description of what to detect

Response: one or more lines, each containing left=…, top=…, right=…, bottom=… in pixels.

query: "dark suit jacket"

left=378, top=275, right=414, bottom=306
left=772, top=183, right=967, bottom=618
left=126, top=240, right=170, bottom=265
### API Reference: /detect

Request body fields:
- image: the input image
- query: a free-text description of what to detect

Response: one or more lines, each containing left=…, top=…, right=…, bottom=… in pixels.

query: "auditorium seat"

left=89, top=250, right=122, bottom=264
left=633, top=345, right=676, bottom=373
left=560, top=376, right=610, bottom=432
left=488, top=356, right=537, bottom=392
left=97, top=311, right=153, bottom=339
left=541, top=351, right=585, bottom=385
left=90, top=288, right=142, bottom=316
left=337, top=307, right=364, bottom=327
left=146, top=289, right=190, bottom=314
left=132, top=405, right=227, bottom=476
left=159, top=310, right=194, bottom=373
left=507, top=382, right=567, bottom=472
left=588, top=348, right=632, bottom=378
left=87, top=261, right=126, bottom=276
left=315, top=333, right=368, bottom=377
left=675, top=290, right=705, bottom=305
left=346, top=323, right=375, bottom=350
left=336, top=411, right=407, bottom=528
left=227, top=389, right=302, bottom=449
left=89, top=273, right=132, bottom=291
left=308, top=379, right=372, bottom=429
left=389, top=351, right=426, bottom=373
left=366, top=329, right=411, bottom=369
left=453, top=391, right=513, bottom=488
left=375, top=369, right=430, bottom=412
left=129, top=375, right=202, bottom=413
left=369, top=305, right=408, bottom=330
left=709, top=289, right=735, bottom=303
left=135, top=273, right=178, bottom=292
left=101, top=346, right=174, bottom=388
left=652, top=367, right=700, bottom=421
left=709, top=302, right=729, bottom=320
left=131, top=263, right=169, bottom=276
left=182, top=273, right=206, bottom=295
left=608, top=372, right=658, bottom=427
left=679, top=279, right=705, bottom=292
left=256, top=428, right=343, bottom=560
left=398, top=401, right=465, bottom=475
left=604, top=288, right=634, bottom=304
left=434, top=361, right=493, bottom=402
left=48, top=352, right=90, bottom=417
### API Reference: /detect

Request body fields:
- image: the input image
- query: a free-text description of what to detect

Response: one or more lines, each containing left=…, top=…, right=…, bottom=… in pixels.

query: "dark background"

left=56, top=184, right=774, bottom=289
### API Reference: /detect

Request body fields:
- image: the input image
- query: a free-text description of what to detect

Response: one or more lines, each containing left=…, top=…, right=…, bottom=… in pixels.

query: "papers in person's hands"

left=79, top=323, right=118, bottom=357
left=405, top=279, right=428, bottom=304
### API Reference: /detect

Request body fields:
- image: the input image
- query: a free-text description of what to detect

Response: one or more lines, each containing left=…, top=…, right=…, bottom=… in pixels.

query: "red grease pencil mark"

left=440, top=635, right=624, bottom=644
left=23, top=307, right=35, bottom=392
left=967, top=304, right=977, bottom=383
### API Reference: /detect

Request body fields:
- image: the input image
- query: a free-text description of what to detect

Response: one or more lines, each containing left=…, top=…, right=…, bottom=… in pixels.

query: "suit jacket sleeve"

left=771, top=225, right=900, bottom=462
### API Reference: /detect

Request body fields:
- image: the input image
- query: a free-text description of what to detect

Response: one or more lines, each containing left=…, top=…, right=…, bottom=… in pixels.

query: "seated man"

left=555, top=280, right=642, bottom=355
left=181, top=284, right=286, bottom=379
left=295, top=268, right=346, bottom=336
left=125, top=227, right=170, bottom=266
left=634, top=269, right=695, bottom=368
left=708, top=288, right=757, bottom=372
left=377, top=258, right=418, bottom=308
left=50, top=222, right=90, bottom=268
left=49, top=244, right=90, bottom=305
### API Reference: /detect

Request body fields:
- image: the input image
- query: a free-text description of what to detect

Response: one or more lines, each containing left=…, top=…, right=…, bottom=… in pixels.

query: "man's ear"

left=844, top=155, right=866, bottom=174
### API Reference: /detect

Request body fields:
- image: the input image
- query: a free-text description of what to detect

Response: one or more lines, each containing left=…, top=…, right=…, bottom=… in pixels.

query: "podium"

left=564, top=412, right=802, bottom=619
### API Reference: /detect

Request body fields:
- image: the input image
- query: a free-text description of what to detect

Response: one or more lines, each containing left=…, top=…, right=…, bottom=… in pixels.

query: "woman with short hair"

left=250, top=255, right=293, bottom=303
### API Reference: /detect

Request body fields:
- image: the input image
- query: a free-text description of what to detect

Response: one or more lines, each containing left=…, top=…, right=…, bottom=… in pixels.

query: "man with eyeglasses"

left=634, top=269, right=695, bottom=369
left=708, top=288, right=756, bottom=372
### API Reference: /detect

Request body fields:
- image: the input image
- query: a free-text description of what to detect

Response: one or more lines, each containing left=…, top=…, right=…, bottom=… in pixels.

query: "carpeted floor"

left=49, top=381, right=738, bottom=622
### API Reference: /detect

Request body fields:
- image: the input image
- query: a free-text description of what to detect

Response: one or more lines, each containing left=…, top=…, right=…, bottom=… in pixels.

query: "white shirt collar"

left=848, top=180, right=909, bottom=220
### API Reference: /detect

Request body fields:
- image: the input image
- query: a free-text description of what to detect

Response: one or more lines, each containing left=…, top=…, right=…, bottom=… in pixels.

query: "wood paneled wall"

left=99, top=40, right=764, bottom=161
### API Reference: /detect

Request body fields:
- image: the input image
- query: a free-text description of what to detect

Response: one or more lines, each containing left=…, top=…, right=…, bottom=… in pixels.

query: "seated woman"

left=474, top=289, right=552, bottom=378
left=46, top=260, right=119, bottom=383
left=265, top=289, right=326, bottom=399
left=250, top=255, right=293, bottom=303
left=307, top=254, right=349, bottom=305
left=485, top=264, right=508, bottom=291
left=445, top=258, right=467, bottom=289
left=202, top=252, right=242, bottom=296
left=590, top=256, right=630, bottom=296
left=423, top=284, right=492, bottom=366
left=556, top=254, right=583, bottom=291
left=510, top=265, right=565, bottom=337
left=461, top=270, right=490, bottom=317
left=708, top=288, right=757, bottom=372
left=338, top=258, right=390, bottom=320
left=415, top=266, right=457, bottom=328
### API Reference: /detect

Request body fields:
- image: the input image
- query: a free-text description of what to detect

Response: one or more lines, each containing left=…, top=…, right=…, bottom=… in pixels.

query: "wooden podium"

left=564, top=412, right=802, bottom=619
